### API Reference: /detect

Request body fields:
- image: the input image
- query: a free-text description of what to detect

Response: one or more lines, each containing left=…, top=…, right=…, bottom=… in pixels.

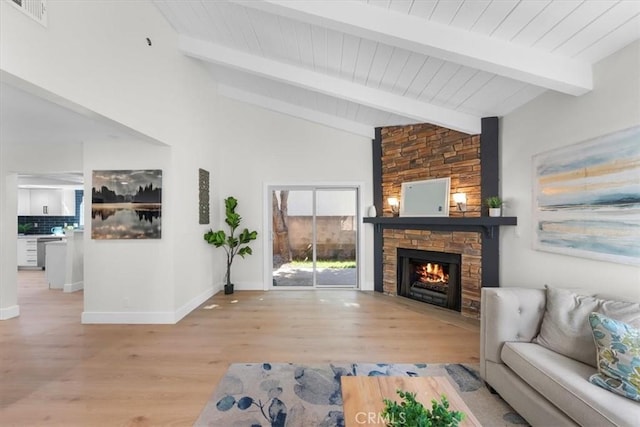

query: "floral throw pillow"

left=588, top=312, right=640, bottom=401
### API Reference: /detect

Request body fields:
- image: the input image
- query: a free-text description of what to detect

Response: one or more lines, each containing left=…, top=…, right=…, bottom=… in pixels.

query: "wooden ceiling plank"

left=395, top=53, right=428, bottom=96
left=575, top=14, right=640, bottom=62
left=469, top=0, right=518, bottom=35
left=232, top=0, right=592, bottom=95
left=364, top=43, right=395, bottom=88
left=341, top=34, right=362, bottom=80
left=430, top=0, right=465, bottom=25
left=556, top=3, right=640, bottom=58
left=277, top=15, right=303, bottom=64
left=180, top=36, right=481, bottom=133
left=449, top=71, right=495, bottom=110
left=326, top=29, right=344, bottom=76
left=311, top=25, right=329, bottom=73
left=388, top=0, right=413, bottom=15
left=404, top=56, right=444, bottom=99
left=407, top=0, right=438, bottom=20
left=534, top=1, right=617, bottom=52
left=449, top=0, right=492, bottom=30
left=491, top=0, right=552, bottom=41
left=510, top=0, right=582, bottom=47
left=202, top=1, right=240, bottom=48
left=377, top=48, right=411, bottom=93
left=353, top=39, right=379, bottom=86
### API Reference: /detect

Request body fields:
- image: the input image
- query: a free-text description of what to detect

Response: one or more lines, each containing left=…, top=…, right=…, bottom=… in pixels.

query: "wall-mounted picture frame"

left=400, top=177, right=451, bottom=217
left=91, top=169, right=162, bottom=239
left=533, top=126, right=639, bottom=266
left=199, top=168, right=210, bottom=225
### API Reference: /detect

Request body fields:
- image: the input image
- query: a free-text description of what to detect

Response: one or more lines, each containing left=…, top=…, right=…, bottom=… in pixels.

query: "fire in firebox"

left=416, top=263, right=449, bottom=284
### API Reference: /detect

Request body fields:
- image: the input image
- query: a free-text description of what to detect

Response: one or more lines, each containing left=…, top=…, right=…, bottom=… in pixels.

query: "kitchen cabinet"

left=18, top=189, right=76, bottom=216
left=30, top=189, right=62, bottom=215
left=17, top=238, right=38, bottom=267
left=17, top=189, right=31, bottom=215
left=61, top=189, right=76, bottom=216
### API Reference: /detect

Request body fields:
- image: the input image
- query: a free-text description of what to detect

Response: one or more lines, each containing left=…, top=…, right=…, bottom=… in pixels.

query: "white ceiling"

left=0, top=82, right=137, bottom=146
left=1, top=1, right=638, bottom=151
left=154, top=0, right=640, bottom=136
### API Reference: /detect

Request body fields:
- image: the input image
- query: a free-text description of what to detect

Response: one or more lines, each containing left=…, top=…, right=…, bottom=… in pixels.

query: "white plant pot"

left=489, top=208, right=502, bottom=217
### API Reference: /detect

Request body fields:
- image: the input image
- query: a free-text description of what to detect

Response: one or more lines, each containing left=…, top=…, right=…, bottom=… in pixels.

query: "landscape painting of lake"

left=91, top=169, right=162, bottom=239
left=533, top=126, right=640, bottom=266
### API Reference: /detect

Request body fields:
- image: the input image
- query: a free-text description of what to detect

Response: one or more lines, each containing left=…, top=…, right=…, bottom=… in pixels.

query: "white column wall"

left=501, top=41, right=640, bottom=299
left=1, top=0, right=221, bottom=322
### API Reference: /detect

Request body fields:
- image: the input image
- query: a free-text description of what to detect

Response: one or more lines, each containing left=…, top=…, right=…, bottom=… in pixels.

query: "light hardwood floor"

left=1, top=270, right=479, bottom=426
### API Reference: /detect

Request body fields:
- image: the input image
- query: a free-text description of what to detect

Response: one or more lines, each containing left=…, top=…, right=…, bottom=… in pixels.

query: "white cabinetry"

left=18, top=189, right=75, bottom=216
left=17, top=238, right=38, bottom=267
left=30, top=189, right=62, bottom=215
left=61, top=189, right=76, bottom=216
left=17, top=189, right=31, bottom=215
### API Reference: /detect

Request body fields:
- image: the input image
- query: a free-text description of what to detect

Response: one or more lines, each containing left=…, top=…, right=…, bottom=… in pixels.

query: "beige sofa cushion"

left=501, top=342, right=639, bottom=427
left=533, top=287, right=640, bottom=367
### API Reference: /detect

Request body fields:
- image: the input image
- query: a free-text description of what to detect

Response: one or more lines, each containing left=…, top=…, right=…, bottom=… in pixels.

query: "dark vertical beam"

left=480, top=117, right=499, bottom=212
left=372, top=128, right=384, bottom=292
left=372, top=127, right=383, bottom=215
left=480, top=117, right=500, bottom=288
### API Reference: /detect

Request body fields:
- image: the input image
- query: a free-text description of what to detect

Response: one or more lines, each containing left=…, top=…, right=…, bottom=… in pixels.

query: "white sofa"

left=480, top=287, right=640, bottom=427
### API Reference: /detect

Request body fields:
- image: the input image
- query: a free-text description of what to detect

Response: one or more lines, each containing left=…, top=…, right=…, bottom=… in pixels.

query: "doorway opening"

left=269, top=186, right=359, bottom=289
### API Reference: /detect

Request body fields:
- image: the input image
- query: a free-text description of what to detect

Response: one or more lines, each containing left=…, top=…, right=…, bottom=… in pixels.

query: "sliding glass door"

left=270, top=186, right=358, bottom=289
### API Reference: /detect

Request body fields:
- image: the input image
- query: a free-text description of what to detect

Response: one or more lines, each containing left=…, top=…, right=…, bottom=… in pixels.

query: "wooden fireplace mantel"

left=363, top=216, right=517, bottom=238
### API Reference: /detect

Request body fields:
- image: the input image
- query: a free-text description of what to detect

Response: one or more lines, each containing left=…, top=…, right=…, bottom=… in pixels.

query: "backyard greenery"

left=290, top=260, right=356, bottom=269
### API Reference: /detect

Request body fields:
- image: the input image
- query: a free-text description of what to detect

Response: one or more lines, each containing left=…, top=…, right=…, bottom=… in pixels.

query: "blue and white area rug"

left=195, top=363, right=528, bottom=427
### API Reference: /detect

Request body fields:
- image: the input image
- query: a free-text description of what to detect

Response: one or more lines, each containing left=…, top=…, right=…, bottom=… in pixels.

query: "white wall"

left=501, top=40, right=640, bottom=299
left=1, top=0, right=221, bottom=322
left=216, top=97, right=374, bottom=290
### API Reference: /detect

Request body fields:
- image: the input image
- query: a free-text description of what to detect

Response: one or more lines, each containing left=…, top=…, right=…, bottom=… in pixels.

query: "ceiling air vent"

left=8, top=0, right=47, bottom=27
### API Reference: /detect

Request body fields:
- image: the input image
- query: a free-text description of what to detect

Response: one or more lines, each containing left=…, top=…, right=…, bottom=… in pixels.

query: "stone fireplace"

left=365, top=118, right=516, bottom=320
left=384, top=229, right=481, bottom=317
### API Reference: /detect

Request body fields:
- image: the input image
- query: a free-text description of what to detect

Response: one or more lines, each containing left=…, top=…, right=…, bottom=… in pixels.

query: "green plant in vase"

left=204, top=197, right=258, bottom=295
left=484, top=196, right=503, bottom=217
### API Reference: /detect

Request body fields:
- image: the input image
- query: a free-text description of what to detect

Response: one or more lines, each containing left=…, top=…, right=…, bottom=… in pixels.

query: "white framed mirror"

left=400, top=177, right=450, bottom=217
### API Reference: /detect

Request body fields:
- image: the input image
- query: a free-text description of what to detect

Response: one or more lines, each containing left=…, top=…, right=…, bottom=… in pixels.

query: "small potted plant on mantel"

left=485, top=196, right=503, bottom=217
left=204, top=197, right=258, bottom=295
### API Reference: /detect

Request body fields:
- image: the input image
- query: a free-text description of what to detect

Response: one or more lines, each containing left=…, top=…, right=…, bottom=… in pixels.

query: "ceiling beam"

left=218, top=84, right=375, bottom=139
left=179, top=36, right=481, bottom=134
left=234, top=0, right=593, bottom=96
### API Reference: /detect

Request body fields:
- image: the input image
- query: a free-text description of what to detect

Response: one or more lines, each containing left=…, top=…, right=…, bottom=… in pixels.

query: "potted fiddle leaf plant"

left=485, top=196, right=503, bottom=217
left=204, top=197, right=258, bottom=295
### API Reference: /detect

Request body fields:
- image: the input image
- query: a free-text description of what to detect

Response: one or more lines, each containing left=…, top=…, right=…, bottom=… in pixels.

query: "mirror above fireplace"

left=400, top=177, right=450, bottom=217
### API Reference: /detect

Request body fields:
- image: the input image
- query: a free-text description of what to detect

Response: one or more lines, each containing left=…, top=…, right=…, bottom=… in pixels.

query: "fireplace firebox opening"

left=397, top=248, right=461, bottom=312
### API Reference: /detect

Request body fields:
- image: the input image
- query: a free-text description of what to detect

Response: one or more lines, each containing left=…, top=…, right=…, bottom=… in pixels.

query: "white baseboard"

left=0, top=305, right=20, bottom=320
left=64, top=281, right=84, bottom=293
left=82, top=311, right=176, bottom=324
left=232, top=281, right=267, bottom=291
left=82, top=286, right=217, bottom=324
left=174, top=286, right=215, bottom=322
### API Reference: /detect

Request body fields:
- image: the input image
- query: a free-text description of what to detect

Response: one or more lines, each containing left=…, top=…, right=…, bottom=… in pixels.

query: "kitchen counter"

left=18, top=234, right=67, bottom=239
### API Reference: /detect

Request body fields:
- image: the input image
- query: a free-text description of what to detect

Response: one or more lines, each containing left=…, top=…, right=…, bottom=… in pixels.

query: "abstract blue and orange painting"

left=532, top=126, right=640, bottom=266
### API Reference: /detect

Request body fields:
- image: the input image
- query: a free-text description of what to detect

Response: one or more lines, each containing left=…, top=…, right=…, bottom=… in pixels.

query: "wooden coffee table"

left=341, top=376, right=481, bottom=427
